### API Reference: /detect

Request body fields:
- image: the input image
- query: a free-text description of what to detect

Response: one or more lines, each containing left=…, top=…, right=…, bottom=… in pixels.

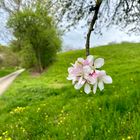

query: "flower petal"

left=99, top=70, right=106, bottom=76
left=84, top=83, right=91, bottom=94
left=72, top=77, right=78, bottom=85
left=77, top=58, right=84, bottom=64
left=94, top=58, right=104, bottom=68
left=74, top=77, right=85, bottom=90
left=83, top=65, right=93, bottom=74
left=102, top=75, right=112, bottom=84
left=89, top=76, right=96, bottom=84
left=68, top=67, right=73, bottom=73
left=85, top=75, right=96, bottom=84
left=74, top=82, right=83, bottom=89
left=67, top=74, right=76, bottom=80
left=78, top=77, right=86, bottom=85
left=72, top=80, right=76, bottom=85
left=93, top=83, right=97, bottom=94
left=67, top=76, right=72, bottom=80
left=98, top=81, right=104, bottom=91
left=87, top=55, right=94, bottom=65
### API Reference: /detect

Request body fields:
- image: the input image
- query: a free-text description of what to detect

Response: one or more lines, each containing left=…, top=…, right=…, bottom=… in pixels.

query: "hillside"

left=0, top=43, right=140, bottom=140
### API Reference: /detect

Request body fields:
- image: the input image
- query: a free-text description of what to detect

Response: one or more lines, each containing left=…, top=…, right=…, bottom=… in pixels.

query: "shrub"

left=0, top=45, right=20, bottom=68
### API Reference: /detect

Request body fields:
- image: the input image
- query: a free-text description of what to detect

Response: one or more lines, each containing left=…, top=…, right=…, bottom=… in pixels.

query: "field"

left=0, top=68, right=15, bottom=77
left=0, top=43, right=140, bottom=140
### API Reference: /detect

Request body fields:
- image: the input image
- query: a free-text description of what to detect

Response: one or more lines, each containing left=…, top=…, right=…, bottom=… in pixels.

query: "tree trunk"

left=85, top=1, right=102, bottom=56
left=36, top=47, right=43, bottom=73
left=37, top=51, right=43, bottom=73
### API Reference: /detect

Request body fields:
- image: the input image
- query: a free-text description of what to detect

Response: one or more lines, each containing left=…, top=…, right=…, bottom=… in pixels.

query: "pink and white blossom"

left=91, top=70, right=112, bottom=94
left=67, top=55, right=112, bottom=94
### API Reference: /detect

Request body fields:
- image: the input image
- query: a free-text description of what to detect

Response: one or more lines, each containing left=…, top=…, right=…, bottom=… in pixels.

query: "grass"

left=0, top=68, right=15, bottom=77
left=0, top=43, right=140, bottom=140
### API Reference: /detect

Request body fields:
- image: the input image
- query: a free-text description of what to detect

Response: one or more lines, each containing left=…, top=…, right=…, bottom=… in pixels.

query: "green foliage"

left=20, top=41, right=37, bottom=69
left=8, top=5, right=61, bottom=72
left=0, top=45, right=19, bottom=68
left=0, top=68, right=15, bottom=77
left=0, top=43, right=140, bottom=139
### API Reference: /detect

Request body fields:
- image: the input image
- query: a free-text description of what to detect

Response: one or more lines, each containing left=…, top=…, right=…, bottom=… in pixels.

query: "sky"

left=0, top=8, right=140, bottom=50
left=0, top=9, right=12, bottom=45
left=62, top=24, right=140, bottom=51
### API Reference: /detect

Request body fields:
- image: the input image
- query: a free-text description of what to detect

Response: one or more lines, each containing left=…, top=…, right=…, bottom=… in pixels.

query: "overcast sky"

left=0, top=8, right=140, bottom=50
left=62, top=24, right=140, bottom=51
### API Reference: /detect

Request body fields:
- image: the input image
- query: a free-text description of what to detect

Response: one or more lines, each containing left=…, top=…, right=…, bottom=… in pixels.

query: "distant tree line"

left=0, top=45, right=19, bottom=68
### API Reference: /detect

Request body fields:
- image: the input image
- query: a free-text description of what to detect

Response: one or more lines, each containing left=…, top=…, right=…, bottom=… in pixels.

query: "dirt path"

left=0, top=69, right=25, bottom=95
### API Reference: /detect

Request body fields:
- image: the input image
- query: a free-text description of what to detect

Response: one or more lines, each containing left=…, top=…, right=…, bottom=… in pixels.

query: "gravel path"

left=0, top=69, right=25, bottom=95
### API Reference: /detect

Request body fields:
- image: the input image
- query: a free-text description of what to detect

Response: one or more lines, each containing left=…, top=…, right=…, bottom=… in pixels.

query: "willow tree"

left=0, top=0, right=52, bottom=45
left=7, top=3, right=61, bottom=72
left=49, top=0, right=139, bottom=56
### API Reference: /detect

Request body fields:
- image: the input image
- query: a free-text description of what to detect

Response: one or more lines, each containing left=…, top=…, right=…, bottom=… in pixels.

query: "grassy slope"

left=0, top=68, right=15, bottom=77
left=0, top=43, right=140, bottom=140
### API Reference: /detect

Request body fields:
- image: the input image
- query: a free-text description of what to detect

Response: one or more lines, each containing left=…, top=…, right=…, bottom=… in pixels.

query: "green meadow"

left=0, top=68, right=15, bottom=77
left=0, top=43, right=140, bottom=140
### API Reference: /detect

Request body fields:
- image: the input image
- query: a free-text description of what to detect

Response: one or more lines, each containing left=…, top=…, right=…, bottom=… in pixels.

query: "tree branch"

left=85, top=0, right=102, bottom=56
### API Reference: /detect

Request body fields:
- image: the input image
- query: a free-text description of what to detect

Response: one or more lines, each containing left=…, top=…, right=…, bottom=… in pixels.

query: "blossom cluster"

left=67, top=55, right=112, bottom=94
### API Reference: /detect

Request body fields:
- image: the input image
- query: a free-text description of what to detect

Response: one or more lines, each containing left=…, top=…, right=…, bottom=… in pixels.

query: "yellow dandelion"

left=5, top=137, right=12, bottom=140
left=108, top=130, right=110, bottom=133
left=22, top=128, right=26, bottom=133
left=13, top=107, right=26, bottom=113
left=45, top=115, right=48, bottom=121
left=67, top=132, right=69, bottom=135
left=2, top=131, right=8, bottom=135
left=37, top=108, right=41, bottom=112
left=99, top=107, right=102, bottom=111
left=10, top=111, right=14, bottom=114
left=130, top=78, right=133, bottom=81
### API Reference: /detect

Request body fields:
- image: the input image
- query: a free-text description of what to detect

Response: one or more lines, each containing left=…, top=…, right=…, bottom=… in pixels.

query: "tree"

left=1, top=0, right=140, bottom=56
left=49, top=0, right=140, bottom=56
left=0, top=0, right=53, bottom=47
left=8, top=4, right=61, bottom=72
left=0, top=0, right=36, bottom=13
left=0, top=0, right=51, bottom=13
